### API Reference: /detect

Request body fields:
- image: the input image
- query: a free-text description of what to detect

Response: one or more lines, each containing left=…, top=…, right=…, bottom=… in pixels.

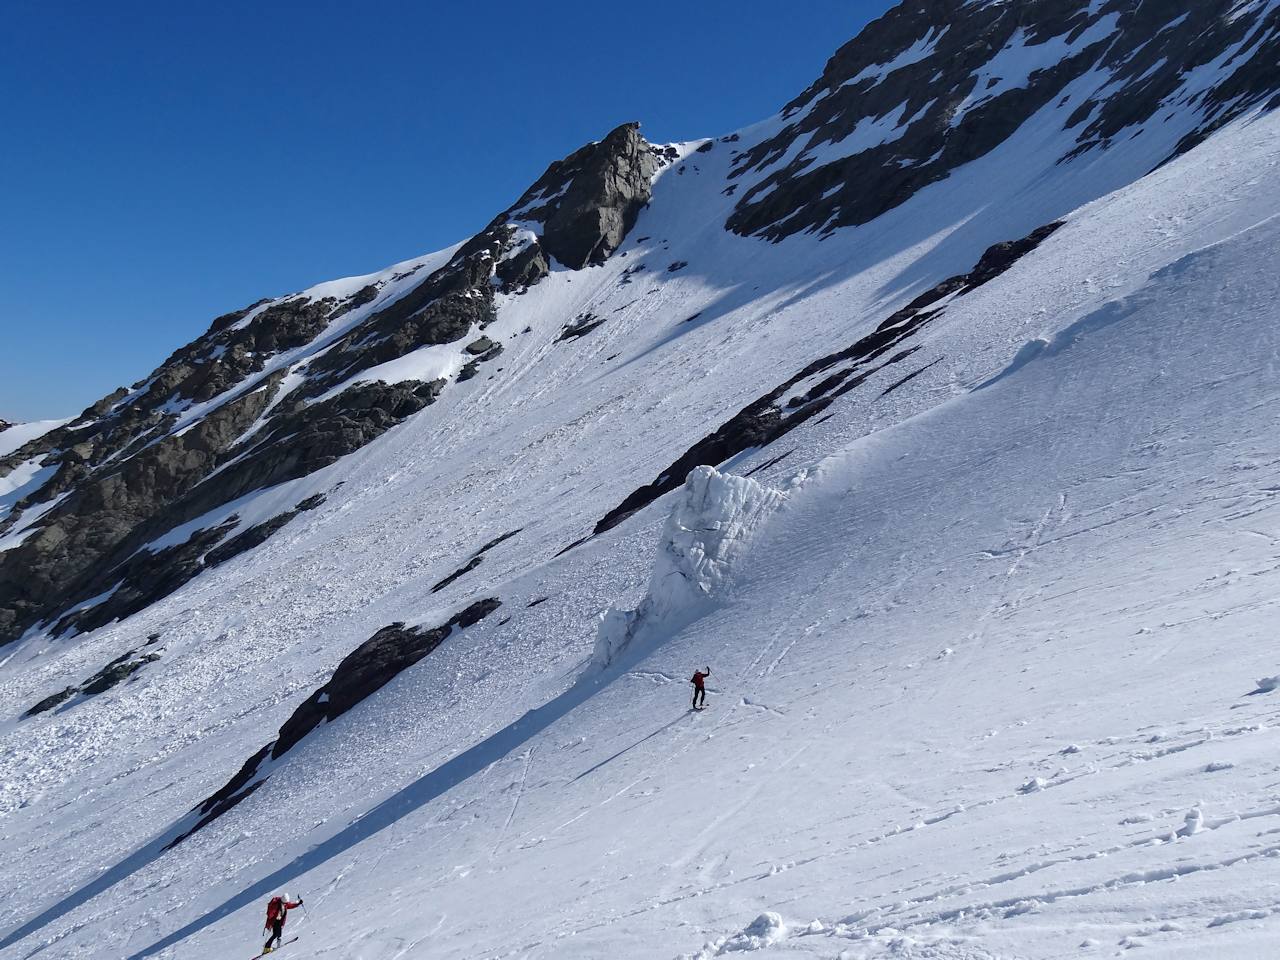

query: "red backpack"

left=266, top=897, right=284, bottom=923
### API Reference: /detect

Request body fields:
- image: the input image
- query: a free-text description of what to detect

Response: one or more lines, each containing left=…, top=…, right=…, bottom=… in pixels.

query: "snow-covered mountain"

left=4, top=1, right=1280, bottom=957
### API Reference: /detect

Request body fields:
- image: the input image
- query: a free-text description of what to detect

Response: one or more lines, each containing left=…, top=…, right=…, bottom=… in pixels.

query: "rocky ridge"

left=0, top=124, right=667, bottom=647
left=727, top=0, right=1280, bottom=240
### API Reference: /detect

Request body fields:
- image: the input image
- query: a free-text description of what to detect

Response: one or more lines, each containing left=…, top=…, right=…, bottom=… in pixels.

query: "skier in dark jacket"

left=263, top=893, right=302, bottom=953
left=691, top=667, right=711, bottom=709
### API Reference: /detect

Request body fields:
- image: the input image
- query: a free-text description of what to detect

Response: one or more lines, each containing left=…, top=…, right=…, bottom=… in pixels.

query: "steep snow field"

left=5, top=102, right=1280, bottom=960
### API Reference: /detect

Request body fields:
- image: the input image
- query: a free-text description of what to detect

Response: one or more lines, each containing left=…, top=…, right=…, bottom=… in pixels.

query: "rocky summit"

left=4, top=1, right=1280, bottom=958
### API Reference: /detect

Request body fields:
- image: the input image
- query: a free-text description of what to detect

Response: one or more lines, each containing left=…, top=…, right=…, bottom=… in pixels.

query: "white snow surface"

left=4, top=69, right=1280, bottom=960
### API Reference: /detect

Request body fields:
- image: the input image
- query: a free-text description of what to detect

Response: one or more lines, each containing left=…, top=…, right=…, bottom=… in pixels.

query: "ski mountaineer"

left=691, top=667, right=711, bottom=710
left=262, top=894, right=302, bottom=954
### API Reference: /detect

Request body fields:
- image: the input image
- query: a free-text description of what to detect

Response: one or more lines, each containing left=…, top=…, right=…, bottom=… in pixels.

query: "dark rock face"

left=457, top=343, right=503, bottom=382
left=513, top=123, right=663, bottom=269
left=431, top=557, right=483, bottom=593
left=1070, top=1, right=1280, bottom=161
left=727, top=0, right=1280, bottom=241
left=25, top=687, right=76, bottom=716
left=208, top=299, right=270, bottom=335
left=473, top=528, right=521, bottom=555
left=171, top=598, right=501, bottom=844
left=431, top=528, right=521, bottom=593
left=592, top=223, right=1063, bottom=536
left=80, top=650, right=161, bottom=694
left=161, top=296, right=333, bottom=405
left=328, top=284, right=378, bottom=321
left=25, top=648, right=161, bottom=717
left=297, top=235, right=504, bottom=402
left=51, top=494, right=328, bottom=639
left=557, top=313, right=607, bottom=342
left=204, top=493, right=326, bottom=567
left=49, top=519, right=238, bottom=639
left=168, top=744, right=272, bottom=847
left=276, top=596, right=501, bottom=755
left=0, top=381, right=279, bottom=644
left=0, top=291, right=371, bottom=641
left=495, top=242, right=549, bottom=293
left=180, top=380, right=446, bottom=523
left=0, top=368, right=448, bottom=645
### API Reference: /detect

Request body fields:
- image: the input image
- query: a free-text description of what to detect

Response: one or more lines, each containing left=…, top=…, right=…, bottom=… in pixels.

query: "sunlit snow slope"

left=4, top=3, right=1280, bottom=959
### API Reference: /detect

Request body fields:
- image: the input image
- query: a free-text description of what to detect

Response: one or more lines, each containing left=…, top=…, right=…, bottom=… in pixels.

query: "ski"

left=251, top=935, right=298, bottom=959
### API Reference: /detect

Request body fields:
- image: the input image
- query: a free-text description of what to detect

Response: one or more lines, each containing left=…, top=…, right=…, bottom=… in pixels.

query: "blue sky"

left=1, top=1, right=893, bottom=421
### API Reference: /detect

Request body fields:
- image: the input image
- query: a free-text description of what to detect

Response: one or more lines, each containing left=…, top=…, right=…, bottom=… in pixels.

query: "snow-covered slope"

left=4, top=1, right=1280, bottom=957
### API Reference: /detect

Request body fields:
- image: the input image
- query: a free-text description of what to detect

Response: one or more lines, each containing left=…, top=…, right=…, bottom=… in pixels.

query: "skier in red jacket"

left=263, top=893, right=303, bottom=954
left=691, top=667, right=711, bottom=710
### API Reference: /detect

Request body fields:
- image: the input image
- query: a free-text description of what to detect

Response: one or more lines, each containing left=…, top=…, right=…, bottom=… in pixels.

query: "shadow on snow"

left=0, top=633, right=682, bottom=959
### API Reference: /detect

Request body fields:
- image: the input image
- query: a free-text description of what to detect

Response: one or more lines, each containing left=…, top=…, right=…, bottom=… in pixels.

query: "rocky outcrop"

left=25, top=647, right=161, bottom=717
left=557, top=313, right=607, bottom=342
left=537, top=123, right=661, bottom=268
left=1073, top=2, right=1280, bottom=161
left=498, top=123, right=672, bottom=273
left=0, top=380, right=279, bottom=644
left=0, top=281, right=379, bottom=536
left=727, top=0, right=1280, bottom=241
left=204, top=494, right=326, bottom=567
left=170, top=597, right=502, bottom=844
left=0, top=365, right=450, bottom=645
left=50, top=494, right=330, bottom=639
left=494, top=241, right=549, bottom=292
left=48, top=518, right=237, bottom=640
left=296, top=233, right=506, bottom=401
left=431, top=558, right=483, bottom=593
left=80, top=649, right=161, bottom=694
left=25, top=686, right=76, bottom=716
left=431, top=528, right=521, bottom=593
left=179, top=380, right=445, bottom=524
left=275, top=597, right=501, bottom=754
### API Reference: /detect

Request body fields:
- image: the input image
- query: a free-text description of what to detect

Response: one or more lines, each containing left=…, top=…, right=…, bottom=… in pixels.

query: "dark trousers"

left=692, top=686, right=705, bottom=708
left=265, top=920, right=284, bottom=950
